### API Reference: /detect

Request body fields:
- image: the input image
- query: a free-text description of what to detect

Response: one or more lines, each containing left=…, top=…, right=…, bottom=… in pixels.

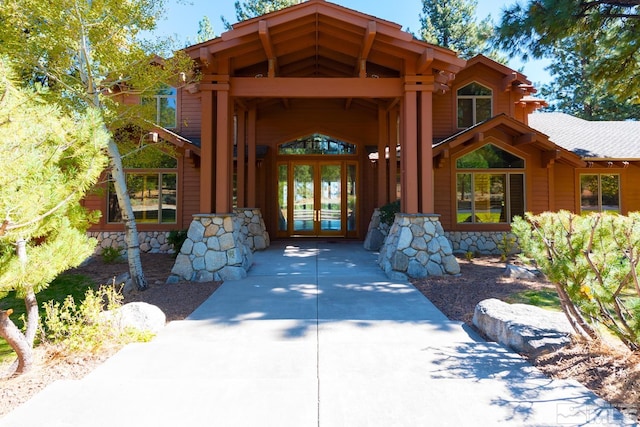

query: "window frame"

left=579, top=173, right=621, bottom=213
left=454, top=143, right=526, bottom=225
left=144, top=86, right=177, bottom=129
left=107, top=168, right=178, bottom=225
left=456, top=82, right=493, bottom=129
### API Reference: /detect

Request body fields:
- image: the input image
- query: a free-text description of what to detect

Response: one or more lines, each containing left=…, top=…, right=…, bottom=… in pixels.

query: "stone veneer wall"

left=170, top=214, right=253, bottom=282
left=89, top=231, right=173, bottom=254
left=364, top=210, right=519, bottom=257
left=378, top=214, right=460, bottom=279
left=234, top=208, right=270, bottom=251
left=444, top=231, right=519, bottom=256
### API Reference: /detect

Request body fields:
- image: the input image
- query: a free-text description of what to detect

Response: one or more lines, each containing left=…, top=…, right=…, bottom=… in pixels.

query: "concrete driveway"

left=0, top=241, right=631, bottom=426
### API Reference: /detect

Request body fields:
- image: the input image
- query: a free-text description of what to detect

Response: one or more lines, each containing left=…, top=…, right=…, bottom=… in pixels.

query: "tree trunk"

left=0, top=310, right=32, bottom=377
left=105, top=131, right=148, bottom=291
left=16, top=239, right=39, bottom=347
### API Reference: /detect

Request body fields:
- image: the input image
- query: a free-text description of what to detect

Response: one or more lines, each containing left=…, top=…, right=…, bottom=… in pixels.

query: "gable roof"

left=185, top=0, right=465, bottom=78
left=433, top=114, right=584, bottom=168
left=528, top=112, right=640, bottom=160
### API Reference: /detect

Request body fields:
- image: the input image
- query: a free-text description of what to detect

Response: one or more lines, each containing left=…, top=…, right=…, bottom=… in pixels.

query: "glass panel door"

left=277, top=161, right=356, bottom=237
left=293, top=164, right=315, bottom=233
left=320, top=164, right=342, bottom=233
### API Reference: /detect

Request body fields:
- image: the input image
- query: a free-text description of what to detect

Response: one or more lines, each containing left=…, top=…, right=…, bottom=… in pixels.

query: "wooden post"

left=247, top=107, right=257, bottom=207
left=403, top=90, right=418, bottom=214
left=388, top=109, right=398, bottom=202
left=420, top=90, right=434, bottom=213
left=237, top=108, right=246, bottom=208
left=215, top=88, right=231, bottom=213
left=200, top=90, right=215, bottom=213
left=377, top=106, right=388, bottom=206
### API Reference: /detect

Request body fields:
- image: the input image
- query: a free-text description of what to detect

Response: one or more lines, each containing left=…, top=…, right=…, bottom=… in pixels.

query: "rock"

left=472, top=298, right=573, bottom=358
left=363, top=228, right=385, bottom=251
left=102, top=302, right=166, bottom=334
left=504, top=264, right=539, bottom=280
left=112, top=272, right=133, bottom=294
left=165, top=274, right=181, bottom=284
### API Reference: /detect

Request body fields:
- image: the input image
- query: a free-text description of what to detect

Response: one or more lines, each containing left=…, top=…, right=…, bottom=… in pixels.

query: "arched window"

left=457, top=82, right=492, bottom=128
left=278, top=134, right=356, bottom=155
left=456, top=144, right=525, bottom=224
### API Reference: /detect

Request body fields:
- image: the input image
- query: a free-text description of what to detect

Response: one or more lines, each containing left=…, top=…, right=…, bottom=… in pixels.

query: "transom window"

left=580, top=174, right=620, bottom=213
left=279, top=134, right=356, bottom=155
left=108, top=149, right=178, bottom=224
left=457, top=82, right=492, bottom=128
left=143, top=85, right=177, bottom=129
left=456, top=144, right=525, bottom=224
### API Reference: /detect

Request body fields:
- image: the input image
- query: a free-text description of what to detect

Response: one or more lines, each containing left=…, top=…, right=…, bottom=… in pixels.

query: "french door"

left=277, top=161, right=357, bottom=237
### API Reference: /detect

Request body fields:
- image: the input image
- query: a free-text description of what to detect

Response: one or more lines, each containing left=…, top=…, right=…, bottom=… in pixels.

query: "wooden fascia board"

left=222, top=77, right=403, bottom=98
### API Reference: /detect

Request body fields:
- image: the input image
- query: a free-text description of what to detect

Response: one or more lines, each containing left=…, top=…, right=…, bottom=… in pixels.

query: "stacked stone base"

left=234, top=208, right=270, bottom=251
left=89, top=231, right=172, bottom=254
left=378, top=214, right=460, bottom=279
left=170, top=214, right=253, bottom=282
left=363, top=208, right=390, bottom=251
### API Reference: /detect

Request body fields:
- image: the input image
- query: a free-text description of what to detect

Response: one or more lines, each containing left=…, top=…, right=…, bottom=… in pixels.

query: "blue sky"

left=154, top=0, right=551, bottom=85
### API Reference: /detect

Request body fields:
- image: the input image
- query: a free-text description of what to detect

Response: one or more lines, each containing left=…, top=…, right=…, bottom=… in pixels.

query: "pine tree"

left=420, top=0, right=502, bottom=60
left=223, top=0, right=301, bottom=29
left=0, top=57, right=108, bottom=376
left=497, top=0, right=640, bottom=102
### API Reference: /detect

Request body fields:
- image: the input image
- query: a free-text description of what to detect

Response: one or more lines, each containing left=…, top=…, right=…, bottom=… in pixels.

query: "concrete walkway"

left=1, top=241, right=632, bottom=426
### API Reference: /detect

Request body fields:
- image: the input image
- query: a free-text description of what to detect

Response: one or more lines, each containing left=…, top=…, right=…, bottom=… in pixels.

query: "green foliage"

left=223, top=0, right=300, bottom=29
left=506, top=289, right=561, bottom=311
left=0, top=58, right=108, bottom=298
left=497, top=234, right=517, bottom=262
left=0, top=274, right=93, bottom=362
left=167, top=229, right=188, bottom=257
left=379, top=200, right=401, bottom=226
left=41, top=285, right=152, bottom=354
left=512, top=211, right=640, bottom=351
left=496, top=0, right=640, bottom=103
left=539, top=37, right=640, bottom=120
left=101, top=247, right=124, bottom=264
left=420, top=0, right=504, bottom=61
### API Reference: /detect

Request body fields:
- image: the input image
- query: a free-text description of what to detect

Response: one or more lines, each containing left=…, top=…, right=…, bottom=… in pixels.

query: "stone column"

left=363, top=208, right=390, bottom=251
left=234, top=208, right=270, bottom=252
left=378, top=213, right=460, bottom=280
left=169, top=214, right=252, bottom=282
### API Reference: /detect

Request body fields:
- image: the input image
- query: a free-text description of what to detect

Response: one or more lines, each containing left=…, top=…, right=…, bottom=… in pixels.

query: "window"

left=279, top=134, right=356, bottom=155
left=144, top=85, right=177, bottom=129
left=580, top=174, right=620, bottom=213
left=107, top=150, right=178, bottom=224
left=457, top=82, right=492, bottom=128
left=456, top=144, right=525, bottom=224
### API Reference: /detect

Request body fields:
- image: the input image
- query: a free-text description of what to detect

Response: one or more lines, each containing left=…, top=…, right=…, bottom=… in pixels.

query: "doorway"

left=277, top=161, right=357, bottom=237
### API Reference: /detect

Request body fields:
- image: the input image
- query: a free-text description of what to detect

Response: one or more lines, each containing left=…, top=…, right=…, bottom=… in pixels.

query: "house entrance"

left=276, top=134, right=358, bottom=238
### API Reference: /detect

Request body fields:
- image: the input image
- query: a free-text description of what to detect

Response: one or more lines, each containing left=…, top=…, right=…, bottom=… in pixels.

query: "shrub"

left=512, top=211, right=640, bottom=351
left=41, top=285, right=151, bottom=354
left=101, top=246, right=123, bottom=264
left=379, top=200, right=401, bottom=226
left=167, top=229, right=188, bottom=257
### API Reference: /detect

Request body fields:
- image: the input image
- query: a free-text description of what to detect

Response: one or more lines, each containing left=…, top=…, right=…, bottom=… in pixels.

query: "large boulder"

left=472, top=298, right=573, bottom=358
left=102, top=302, right=166, bottom=334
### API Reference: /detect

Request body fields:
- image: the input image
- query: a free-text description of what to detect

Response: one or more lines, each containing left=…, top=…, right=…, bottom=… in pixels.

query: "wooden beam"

left=378, top=106, right=389, bottom=206
left=247, top=108, right=257, bottom=207
left=542, top=149, right=560, bottom=168
left=225, top=77, right=404, bottom=98
left=403, top=91, right=419, bottom=214
left=416, top=48, right=434, bottom=74
left=513, top=132, right=537, bottom=145
left=236, top=109, right=246, bottom=208
left=420, top=90, right=434, bottom=213
left=502, top=72, right=518, bottom=91
left=345, top=98, right=353, bottom=110
left=215, top=89, right=231, bottom=213
left=199, top=91, right=215, bottom=213
left=259, top=20, right=278, bottom=77
left=355, top=21, right=377, bottom=77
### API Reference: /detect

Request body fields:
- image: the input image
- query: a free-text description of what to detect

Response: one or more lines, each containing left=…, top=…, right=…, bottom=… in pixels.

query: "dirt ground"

left=1, top=253, right=639, bottom=420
